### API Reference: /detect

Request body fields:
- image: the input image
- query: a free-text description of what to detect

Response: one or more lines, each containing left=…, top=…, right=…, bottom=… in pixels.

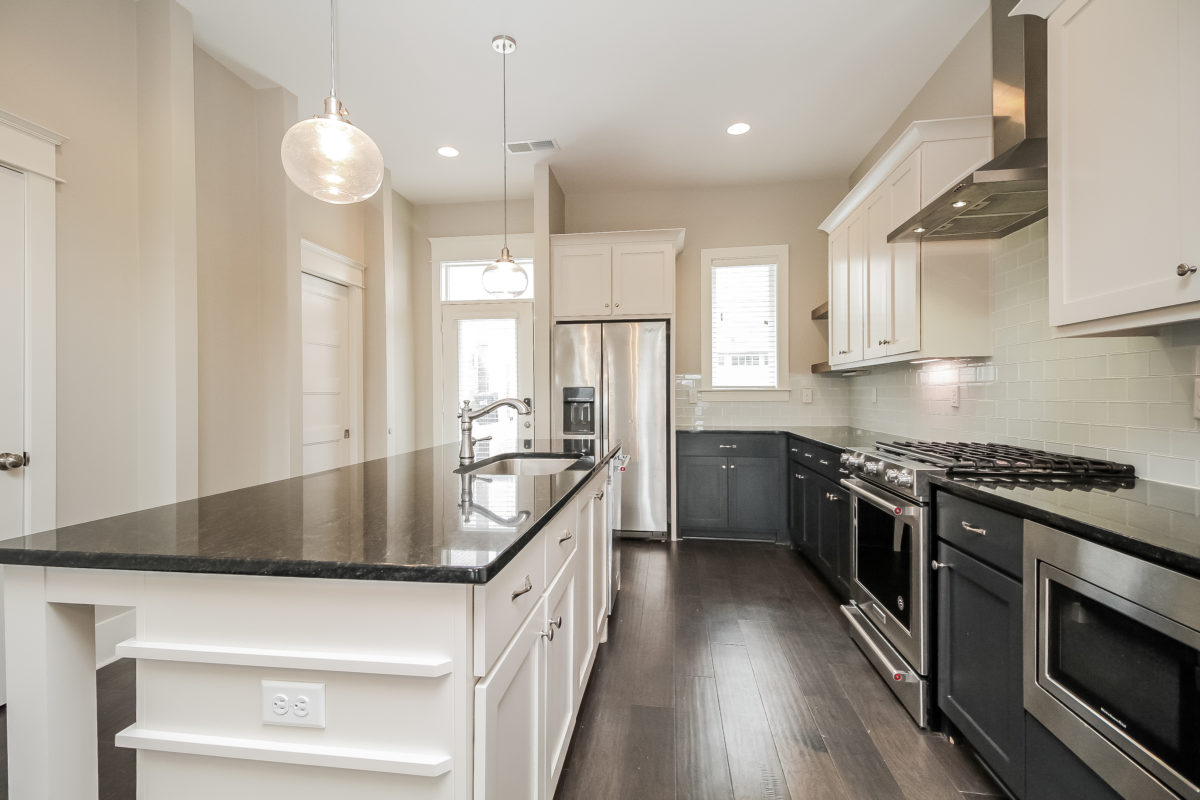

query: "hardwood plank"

left=619, top=704, right=677, bottom=799
left=805, top=691, right=909, bottom=800
left=674, top=616, right=715, bottom=679
left=676, top=676, right=734, bottom=800
left=710, top=643, right=792, bottom=800
left=630, top=607, right=676, bottom=708
left=555, top=702, right=629, bottom=800
left=739, top=620, right=853, bottom=800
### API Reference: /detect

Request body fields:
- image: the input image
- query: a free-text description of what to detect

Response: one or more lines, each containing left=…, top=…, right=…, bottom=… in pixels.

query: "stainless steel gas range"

left=836, top=441, right=1135, bottom=729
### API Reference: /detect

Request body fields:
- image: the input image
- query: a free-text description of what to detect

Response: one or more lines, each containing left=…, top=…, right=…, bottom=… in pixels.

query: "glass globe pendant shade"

left=281, top=97, right=384, bottom=204
left=481, top=246, right=529, bottom=297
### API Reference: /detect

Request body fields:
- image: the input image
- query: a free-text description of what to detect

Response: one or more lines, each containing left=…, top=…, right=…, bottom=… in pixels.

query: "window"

left=701, top=245, right=789, bottom=396
left=441, top=258, right=534, bottom=301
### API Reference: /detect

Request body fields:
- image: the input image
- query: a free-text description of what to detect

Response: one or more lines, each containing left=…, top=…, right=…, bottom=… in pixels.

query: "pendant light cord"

left=329, top=0, right=337, bottom=100
left=501, top=44, right=508, bottom=253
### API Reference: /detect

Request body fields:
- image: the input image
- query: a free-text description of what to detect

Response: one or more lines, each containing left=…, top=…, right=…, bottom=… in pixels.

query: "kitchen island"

left=0, top=439, right=622, bottom=800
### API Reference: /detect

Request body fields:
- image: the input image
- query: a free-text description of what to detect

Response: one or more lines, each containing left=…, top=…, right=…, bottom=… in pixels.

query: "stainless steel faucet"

left=458, top=397, right=532, bottom=464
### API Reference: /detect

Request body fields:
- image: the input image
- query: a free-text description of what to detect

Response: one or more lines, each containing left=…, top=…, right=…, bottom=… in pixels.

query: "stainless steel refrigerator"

left=552, top=321, right=670, bottom=538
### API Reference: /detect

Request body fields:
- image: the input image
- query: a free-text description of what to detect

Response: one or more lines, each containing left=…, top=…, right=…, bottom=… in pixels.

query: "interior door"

left=441, top=302, right=534, bottom=452
left=300, top=272, right=351, bottom=475
left=0, top=164, right=26, bottom=707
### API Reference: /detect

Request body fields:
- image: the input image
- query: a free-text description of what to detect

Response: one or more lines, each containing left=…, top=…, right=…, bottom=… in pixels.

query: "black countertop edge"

left=3, top=444, right=623, bottom=585
left=675, top=426, right=903, bottom=453
left=930, top=477, right=1200, bottom=579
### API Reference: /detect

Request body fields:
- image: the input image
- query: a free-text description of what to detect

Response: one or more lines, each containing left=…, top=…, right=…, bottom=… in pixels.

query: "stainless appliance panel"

left=602, top=321, right=669, bottom=535
left=551, top=324, right=602, bottom=445
left=842, top=604, right=928, bottom=727
left=1024, top=521, right=1199, bottom=800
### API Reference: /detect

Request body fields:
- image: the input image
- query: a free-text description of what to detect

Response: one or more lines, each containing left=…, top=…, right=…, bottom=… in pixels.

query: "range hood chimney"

left=889, top=0, right=1048, bottom=243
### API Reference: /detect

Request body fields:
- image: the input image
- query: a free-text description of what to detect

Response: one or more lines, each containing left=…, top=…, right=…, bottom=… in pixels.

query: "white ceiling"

left=181, top=0, right=988, bottom=205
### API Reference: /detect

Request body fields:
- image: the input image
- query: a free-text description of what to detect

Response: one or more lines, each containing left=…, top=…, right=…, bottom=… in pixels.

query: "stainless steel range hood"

left=889, top=1, right=1047, bottom=243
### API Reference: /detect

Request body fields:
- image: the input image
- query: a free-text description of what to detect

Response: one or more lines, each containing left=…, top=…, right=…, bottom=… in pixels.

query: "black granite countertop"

left=0, top=440, right=621, bottom=584
left=933, top=476, right=1200, bottom=578
left=676, top=425, right=903, bottom=452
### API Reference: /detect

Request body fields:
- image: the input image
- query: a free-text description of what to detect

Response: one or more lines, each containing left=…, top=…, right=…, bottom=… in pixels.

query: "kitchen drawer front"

left=787, top=438, right=843, bottom=481
left=677, top=432, right=781, bottom=459
left=544, top=504, right=579, bottom=584
left=936, top=492, right=1022, bottom=578
left=473, top=531, right=548, bottom=677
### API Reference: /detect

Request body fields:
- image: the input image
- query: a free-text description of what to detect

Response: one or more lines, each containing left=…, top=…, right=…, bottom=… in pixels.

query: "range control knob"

left=865, top=461, right=883, bottom=475
left=884, top=469, right=900, bottom=483
left=846, top=453, right=866, bottom=469
left=895, top=470, right=914, bottom=488
left=839, top=452, right=851, bottom=465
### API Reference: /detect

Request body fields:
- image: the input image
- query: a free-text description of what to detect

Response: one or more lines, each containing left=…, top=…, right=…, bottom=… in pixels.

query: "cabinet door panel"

left=864, top=186, right=892, bottom=361
left=544, top=561, right=576, bottom=795
left=573, top=499, right=595, bottom=700
left=803, top=471, right=822, bottom=555
left=728, top=457, right=783, bottom=533
left=475, top=596, right=545, bottom=800
left=937, top=542, right=1024, bottom=794
left=678, top=456, right=728, bottom=529
left=590, top=483, right=608, bottom=640
left=788, top=469, right=807, bottom=549
left=552, top=245, right=612, bottom=317
left=887, top=150, right=921, bottom=356
left=612, top=242, right=673, bottom=315
left=1050, top=0, right=1200, bottom=325
left=828, top=225, right=851, bottom=364
left=844, top=212, right=867, bottom=363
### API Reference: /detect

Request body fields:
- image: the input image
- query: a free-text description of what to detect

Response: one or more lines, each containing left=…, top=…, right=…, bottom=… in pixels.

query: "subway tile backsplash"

left=676, top=219, right=1200, bottom=488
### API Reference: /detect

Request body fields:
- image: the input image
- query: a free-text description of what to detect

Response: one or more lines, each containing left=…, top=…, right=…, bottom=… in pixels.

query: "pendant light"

left=481, top=34, right=530, bottom=298
left=280, top=0, right=384, bottom=204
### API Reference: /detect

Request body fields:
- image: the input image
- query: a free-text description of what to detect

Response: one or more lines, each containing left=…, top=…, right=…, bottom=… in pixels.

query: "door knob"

left=0, top=452, right=27, bottom=471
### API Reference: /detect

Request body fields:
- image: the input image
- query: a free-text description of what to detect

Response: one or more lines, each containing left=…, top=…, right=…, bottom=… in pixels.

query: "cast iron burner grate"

left=879, top=441, right=1136, bottom=478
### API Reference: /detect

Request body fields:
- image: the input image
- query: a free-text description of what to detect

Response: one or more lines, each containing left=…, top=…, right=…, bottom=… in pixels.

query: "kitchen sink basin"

left=457, top=454, right=583, bottom=476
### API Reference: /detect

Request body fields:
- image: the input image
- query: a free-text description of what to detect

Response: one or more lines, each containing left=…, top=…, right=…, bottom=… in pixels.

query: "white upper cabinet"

left=820, top=117, right=993, bottom=369
left=1047, top=0, right=1200, bottom=334
left=551, top=229, right=685, bottom=319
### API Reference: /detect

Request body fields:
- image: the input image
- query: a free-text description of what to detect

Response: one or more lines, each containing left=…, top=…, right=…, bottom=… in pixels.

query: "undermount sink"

left=457, top=453, right=583, bottom=477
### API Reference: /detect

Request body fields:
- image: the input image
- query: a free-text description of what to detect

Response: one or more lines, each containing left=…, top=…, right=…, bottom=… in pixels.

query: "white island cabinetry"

left=3, top=464, right=619, bottom=800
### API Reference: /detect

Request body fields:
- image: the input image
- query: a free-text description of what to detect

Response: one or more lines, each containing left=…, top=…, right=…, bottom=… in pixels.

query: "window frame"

left=700, top=244, right=790, bottom=400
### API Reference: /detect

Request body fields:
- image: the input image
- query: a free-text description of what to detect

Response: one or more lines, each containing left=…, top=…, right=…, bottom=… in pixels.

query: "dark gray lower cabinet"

left=1024, top=714, right=1122, bottom=800
left=937, top=541, right=1024, bottom=794
left=788, top=462, right=851, bottom=601
left=728, top=457, right=781, bottom=532
left=678, top=456, right=728, bottom=529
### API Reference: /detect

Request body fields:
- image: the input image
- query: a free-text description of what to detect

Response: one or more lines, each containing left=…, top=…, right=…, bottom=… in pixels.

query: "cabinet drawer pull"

left=511, top=576, right=533, bottom=601
left=961, top=521, right=987, bottom=536
left=818, top=459, right=830, bottom=465
left=718, top=444, right=737, bottom=449
left=1177, top=263, right=1197, bottom=277
left=558, top=530, right=574, bottom=544
left=594, top=490, right=605, bottom=500
left=794, top=473, right=804, bottom=480
left=730, top=465, right=736, bottom=470
left=803, top=452, right=814, bottom=459
left=790, top=447, right=799, bottom=453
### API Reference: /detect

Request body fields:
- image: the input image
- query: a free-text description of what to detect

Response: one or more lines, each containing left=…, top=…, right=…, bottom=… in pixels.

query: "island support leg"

left=3, top=565, right=100, bottom=799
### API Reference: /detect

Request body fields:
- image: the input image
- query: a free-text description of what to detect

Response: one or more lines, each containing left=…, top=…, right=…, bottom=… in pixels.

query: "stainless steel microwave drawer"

left=936, top=493, right=1022, bottom=578
left=677, top=433, right=782, bottom=460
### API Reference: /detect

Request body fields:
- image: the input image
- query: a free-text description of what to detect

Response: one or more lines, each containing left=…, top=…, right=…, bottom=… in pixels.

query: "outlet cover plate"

left=801, top=388, right=814, bottom=404
left=262, top=680, right=326, bottom=728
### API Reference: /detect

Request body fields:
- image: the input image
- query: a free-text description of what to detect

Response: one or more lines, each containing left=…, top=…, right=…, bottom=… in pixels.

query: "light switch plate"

left=869, top=387, right=878, bottom=403
left=1193, top=376, right=1200, bottom=420
left=950, top=386, right=961, bottom=409
left=801, top=388, right=814, bottom=404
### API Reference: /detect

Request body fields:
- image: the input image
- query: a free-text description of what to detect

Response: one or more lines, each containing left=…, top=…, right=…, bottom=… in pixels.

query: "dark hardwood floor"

left=0, top=540, right=1002, bottom=799
left=555, top=539, right=1005, bottom=800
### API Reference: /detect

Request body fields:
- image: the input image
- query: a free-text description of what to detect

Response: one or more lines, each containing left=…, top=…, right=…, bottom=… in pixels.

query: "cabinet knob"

left=1177, top=263, right=1197, bottom=277
left=615, top=303, right=620, bottom=308
left=604, top=303, right=610, bottom=307
left=931, top=559, right=952, bottom=571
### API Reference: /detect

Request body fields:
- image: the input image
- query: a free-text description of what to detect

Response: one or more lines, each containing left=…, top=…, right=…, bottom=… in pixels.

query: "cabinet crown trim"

left=819, top=116, right=993, bottom=233
left=551, top=228, right=685, bottom=254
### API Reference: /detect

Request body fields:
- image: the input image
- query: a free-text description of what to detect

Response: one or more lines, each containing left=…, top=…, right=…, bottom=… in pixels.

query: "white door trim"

left=0, top=109, right=62, bottom=535
left=300, top=240, right=365, bottom=466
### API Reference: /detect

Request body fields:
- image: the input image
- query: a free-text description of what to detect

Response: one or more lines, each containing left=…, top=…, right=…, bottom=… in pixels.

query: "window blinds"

left=710, top=262, right=778, bottom=388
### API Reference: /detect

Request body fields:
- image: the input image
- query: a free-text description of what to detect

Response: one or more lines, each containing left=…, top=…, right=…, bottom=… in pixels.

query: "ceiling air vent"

left=506, top=139, right=559, bottom=154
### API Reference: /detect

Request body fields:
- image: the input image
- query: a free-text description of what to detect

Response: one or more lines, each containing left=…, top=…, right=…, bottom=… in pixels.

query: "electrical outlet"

left=950, top=385, right=961, bottom=409
left=1194, top=376, right=1200, bottom=420
left=801, top=388, right=814, bottom=404
left=869, top=387, right=878, bottom=404
left=262, top=680, right=326, bottom=728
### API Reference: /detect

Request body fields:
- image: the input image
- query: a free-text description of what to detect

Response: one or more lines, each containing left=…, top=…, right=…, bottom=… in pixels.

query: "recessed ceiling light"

left=726, top=122, right=751, bottom=136
left=437, top=146, right=460, bottom=158
left=952, top=200, right=968, bottom=208
left=913, top=227, right=926, bottom=233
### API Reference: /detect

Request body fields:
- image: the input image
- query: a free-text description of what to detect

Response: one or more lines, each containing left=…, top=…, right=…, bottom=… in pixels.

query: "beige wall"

left=564, top=180, right=847, bottom=375
left=407, top=198, right=534, bottom=449
left=389, top=192, right=418, bottom=455
left=849, top=9, right=992, bottom=188
left=0, top=0, right=142, bottom=525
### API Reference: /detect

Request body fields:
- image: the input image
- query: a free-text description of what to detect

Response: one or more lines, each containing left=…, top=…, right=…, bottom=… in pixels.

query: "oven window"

left=855, top=500, right=912, bottom=628
left=1047, top=582, right=1200, bottom=786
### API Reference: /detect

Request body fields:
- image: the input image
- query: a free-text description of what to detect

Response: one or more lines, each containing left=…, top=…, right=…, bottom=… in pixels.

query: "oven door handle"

left=840, top=478, right=918, bottom=518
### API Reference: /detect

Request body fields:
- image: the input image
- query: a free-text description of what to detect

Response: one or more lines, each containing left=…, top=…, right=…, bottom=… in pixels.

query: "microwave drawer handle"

left=840, top=479, right=909, bottom=517
left=961, top=521, right=987, bottom=536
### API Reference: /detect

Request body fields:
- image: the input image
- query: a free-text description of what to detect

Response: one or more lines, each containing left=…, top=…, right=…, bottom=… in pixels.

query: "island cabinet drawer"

left=936, top=492, right=1022, bottom=578
left=474, top=531, right=548, bottom=676
left=678, top=433, right=781, bottom=459
left=544, top=505, right=578, bottom=584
